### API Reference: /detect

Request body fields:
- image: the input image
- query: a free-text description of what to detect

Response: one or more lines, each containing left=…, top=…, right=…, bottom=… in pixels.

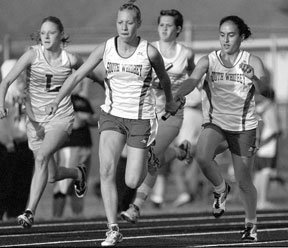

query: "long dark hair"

left=219, top=15, right=252, bottom=40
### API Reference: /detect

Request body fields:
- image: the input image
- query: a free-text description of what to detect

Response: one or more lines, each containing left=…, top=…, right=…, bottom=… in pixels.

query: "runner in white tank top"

left=25, top=44, right=74, bottom=122
left=176, top=15, right=270, bottom=242
left=102, top=37, right=155, bottom=119
left=45, top=3, right=179, bottom=246
left=152, top=41, right=192, bottom=118
left=120, top=9, right=196, bottom=221
left=0, top=16, right=95, bottom=229
left=203, top=49, right=257, bottom=131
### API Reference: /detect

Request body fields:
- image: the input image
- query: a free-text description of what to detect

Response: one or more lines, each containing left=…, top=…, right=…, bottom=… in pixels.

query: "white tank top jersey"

left=151, top=41, right=191, bottom=118
left=102, top=37, right=155, bottom=119
left=202, top=50, right=258, bottom=131
left=25, top=45, right=74, bottom=122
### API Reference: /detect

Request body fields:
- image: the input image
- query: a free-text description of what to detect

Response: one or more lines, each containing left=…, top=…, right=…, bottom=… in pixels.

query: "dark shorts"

left=99, top=110, right=157, bottom=149
left=203, top=123, right=257, bottom=157
left=254, top=156, right=277, bottom=171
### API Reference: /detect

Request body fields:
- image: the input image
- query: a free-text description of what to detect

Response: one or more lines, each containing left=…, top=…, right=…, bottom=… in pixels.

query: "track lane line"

left=1, top=219, right=288, bottom=238
left=1, top=211, right=288, bottom=230
left=1, top=227, right=288, bottom=247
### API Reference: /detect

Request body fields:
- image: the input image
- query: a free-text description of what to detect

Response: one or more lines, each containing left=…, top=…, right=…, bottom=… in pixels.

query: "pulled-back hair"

left=30, top=16, right=70, bottom=45
left=219, top=15, right=252, bottom=40
left=119, top=0, right=141, bottom=23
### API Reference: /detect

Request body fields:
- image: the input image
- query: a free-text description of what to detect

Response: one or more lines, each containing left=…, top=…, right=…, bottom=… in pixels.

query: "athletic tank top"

left=202, top=50, right=257, bottom=131
left=152, top=42, right=191, bottom=118
left=102, top=37, right=155, bottom=119
left=25, top=45, right=74, bottom=122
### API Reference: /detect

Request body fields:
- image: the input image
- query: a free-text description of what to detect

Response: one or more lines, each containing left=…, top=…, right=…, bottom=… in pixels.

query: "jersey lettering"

left=45, top=74, right=61, bottom=92
left=45, top=74, right=53, bottom=91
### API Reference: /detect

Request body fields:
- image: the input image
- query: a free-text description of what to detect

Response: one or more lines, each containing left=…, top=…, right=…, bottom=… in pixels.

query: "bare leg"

left=131, top=122, right=180, bottom=209
left=196, top=127, right=226, bottom=187
left=99, top=130, right=125, bottom=225
left=232, top=154, right=257, bottom=222
left=26, top=129, right=78, bottom=214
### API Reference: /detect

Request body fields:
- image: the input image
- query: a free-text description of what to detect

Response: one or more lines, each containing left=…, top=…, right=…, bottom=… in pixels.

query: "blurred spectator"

left=53, top=79, right=99, bottom=218
left=253, top=89, right=282, bottom=209
left=0, top=59, right=34, bottom=221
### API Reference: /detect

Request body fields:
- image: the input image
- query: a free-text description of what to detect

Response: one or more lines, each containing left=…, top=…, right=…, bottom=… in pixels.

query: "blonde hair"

left=119, top=0, right=141, bottom=23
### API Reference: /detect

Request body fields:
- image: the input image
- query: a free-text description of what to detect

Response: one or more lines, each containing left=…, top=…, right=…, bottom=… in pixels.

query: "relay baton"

left=165, top=63, right=173, bottom=71
left=161, top=97, right=186, bottom=121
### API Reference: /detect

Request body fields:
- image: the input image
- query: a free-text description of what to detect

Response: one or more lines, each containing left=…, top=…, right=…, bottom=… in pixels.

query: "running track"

left=1, top=209, right=288, bottom=247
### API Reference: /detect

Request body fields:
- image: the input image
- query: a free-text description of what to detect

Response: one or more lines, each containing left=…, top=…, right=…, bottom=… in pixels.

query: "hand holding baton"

left=162, top=97, right=186, bottom=121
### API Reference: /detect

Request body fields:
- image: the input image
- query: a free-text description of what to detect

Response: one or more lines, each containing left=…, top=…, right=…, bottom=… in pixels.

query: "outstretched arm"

left=46, top=43, right=105, bottom=115
left=148, top=44, right=178, bottom=115
left=70, top=52, right=101, bottom=84
left=186, top=47, right=196, bottom=77
left=0, top=49, right=34, bottom=118
left=175, top=55, right=209, bottom=99
left=148, top=44, right=173, bottom=102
